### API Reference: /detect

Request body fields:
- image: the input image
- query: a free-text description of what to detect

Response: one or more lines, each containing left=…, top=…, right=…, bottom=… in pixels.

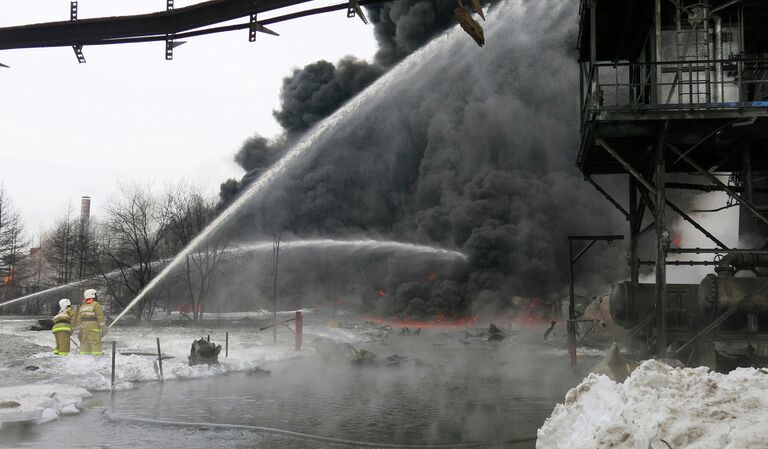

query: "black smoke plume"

left=221, top=0, right=487, bottom=206
left=274, top=57, right=384, bottom=134
left=210, top=0, right=630, bottom=319
left=366, top=0, right=468, bottom=67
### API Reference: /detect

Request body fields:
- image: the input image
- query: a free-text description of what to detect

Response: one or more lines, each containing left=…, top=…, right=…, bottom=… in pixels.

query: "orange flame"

left=364, top=315, right=478, bottom=329
left=2, top=267, right=14, bottom=286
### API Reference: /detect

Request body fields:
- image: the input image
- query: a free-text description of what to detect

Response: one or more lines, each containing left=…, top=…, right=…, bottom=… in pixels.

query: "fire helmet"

left=59, top=298, right=71, bottom=310
left=84, top=289, right=98, bottom=300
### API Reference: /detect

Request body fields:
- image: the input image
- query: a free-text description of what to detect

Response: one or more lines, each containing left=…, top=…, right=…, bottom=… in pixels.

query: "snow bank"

left=1, top=320, right=374, bottom=392
left=0, top=384, right=91, bottom=426
left=537, top=360, right=768, bottom=449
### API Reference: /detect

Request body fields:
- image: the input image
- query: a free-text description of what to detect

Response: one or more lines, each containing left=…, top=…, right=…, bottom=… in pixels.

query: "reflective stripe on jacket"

left=78, top=301, right=105, bottom=326
left=52, top=322, right=72, bottom=333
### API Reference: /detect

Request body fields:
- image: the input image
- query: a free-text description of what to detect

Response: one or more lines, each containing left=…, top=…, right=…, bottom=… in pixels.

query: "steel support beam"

left=166, top=0, right=175, bottom=60
left=586, top=176, right=629, bottom=218
left=668, top=143, right=768, bottom=228
left=598, top=138, right=728, bottom=251
left=629, top=177, right=639, bottom=317
left=666, top=202, right=729, bottom=250
left=596, top=139, right=656, bottom=193
left=636, top=221, right=656, bottom=241
left=70, top=2, right=86, bottom=64
left=654, top=121, right=668, bottom=356
left=0, top=0, right=318, bottom=50
left=568, top=234, right=623, bottom=367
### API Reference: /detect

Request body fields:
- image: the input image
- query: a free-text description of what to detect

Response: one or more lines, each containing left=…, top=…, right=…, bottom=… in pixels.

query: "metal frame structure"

left=577, top=0, right=768, bottom=361
left=568, top=235, right=624, bottom=366
left=0, top=0, right=383, bottom=62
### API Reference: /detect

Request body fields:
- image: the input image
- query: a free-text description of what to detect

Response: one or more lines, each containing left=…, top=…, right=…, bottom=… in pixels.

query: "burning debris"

left=459, top=322, right=509, bottom=344
left=486, top=323, right=506, bottom=341
left=29, top=319, right=53, bottom=331
left=351, top=349, right=378, bottom=366
left=188, top=338, right=222, bottom=366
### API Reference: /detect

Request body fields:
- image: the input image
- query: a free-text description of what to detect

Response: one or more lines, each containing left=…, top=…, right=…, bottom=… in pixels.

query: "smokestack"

left=78, top=196, right=91, bottom=280
left=80, top=196, right=91, bottom=233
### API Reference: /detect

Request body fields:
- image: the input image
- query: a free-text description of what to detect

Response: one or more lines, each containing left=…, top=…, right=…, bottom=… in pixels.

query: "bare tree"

left=253, top=189, right=296, bottom=344
left=43, top=206, right=79, bottom=285
left=94, top=184, right=171, bottom=321
left=0, top=186, right=28, bottom=302
left=166, top=182, right=228, bottom=321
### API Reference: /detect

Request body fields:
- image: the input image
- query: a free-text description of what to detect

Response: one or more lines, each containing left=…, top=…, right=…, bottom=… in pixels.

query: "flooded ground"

left=0, top=326, right=595, bottom=449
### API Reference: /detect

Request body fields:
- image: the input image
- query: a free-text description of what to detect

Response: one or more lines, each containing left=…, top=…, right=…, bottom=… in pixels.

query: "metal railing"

left=582, top=57, right=768, bottom=118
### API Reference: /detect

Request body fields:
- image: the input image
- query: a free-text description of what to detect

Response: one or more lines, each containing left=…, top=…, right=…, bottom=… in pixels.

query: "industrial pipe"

left=609, top=282, right=699, bottom=328
left=715, top=253, right=768, bottom=276
left=610, top=276, right=768, bottom=331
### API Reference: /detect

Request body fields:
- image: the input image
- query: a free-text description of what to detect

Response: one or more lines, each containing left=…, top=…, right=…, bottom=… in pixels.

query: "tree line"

left=0, top=182, right=228, bottom=321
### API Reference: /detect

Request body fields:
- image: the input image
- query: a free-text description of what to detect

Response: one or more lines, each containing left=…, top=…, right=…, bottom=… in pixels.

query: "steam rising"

left=226, top=0, right=627, bottom=304
left=115, top=0, right=627, bottom=324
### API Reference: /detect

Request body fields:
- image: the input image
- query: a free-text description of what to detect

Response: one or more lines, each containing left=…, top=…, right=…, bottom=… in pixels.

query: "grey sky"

left=0, top=0, right=376, bottom=236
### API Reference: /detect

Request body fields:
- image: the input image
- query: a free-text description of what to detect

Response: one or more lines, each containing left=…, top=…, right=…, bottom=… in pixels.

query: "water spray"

left=107, top=31, right=468, bottom=328
left=0, top=238, right=465, bottom=312
left=231, top=238, right=467, bottom=260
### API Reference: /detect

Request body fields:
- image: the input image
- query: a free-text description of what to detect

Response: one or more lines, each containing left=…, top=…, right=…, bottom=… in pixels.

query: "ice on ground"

left=0, top=384, right=91, bottom=426
left=537, top=360, right=768, bottom=449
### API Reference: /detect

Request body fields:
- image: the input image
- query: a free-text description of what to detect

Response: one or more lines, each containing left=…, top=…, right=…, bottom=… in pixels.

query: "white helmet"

left=84, top=289, right=98, bottom=300
left=58, top=298, right=71, bottom=311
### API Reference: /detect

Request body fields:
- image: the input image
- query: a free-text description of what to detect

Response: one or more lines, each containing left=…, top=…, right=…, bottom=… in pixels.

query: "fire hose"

left=105, top=413, right=537, bottom=447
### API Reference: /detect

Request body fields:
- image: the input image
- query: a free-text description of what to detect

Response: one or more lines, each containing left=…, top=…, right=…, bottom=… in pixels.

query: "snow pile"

left=0, top=384, right=91, bottom=425
left=537, top=360, right=768, bottom=449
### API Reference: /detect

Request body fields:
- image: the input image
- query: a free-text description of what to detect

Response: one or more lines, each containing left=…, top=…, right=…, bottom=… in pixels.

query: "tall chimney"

left=79, top=196, right=91, bottom=232
left=78, top=196, right=91, bottom=280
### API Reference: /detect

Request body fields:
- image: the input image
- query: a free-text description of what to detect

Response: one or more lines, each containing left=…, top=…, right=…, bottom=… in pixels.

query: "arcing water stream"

left=107, top=26, right=474, bottom=327
left=0, top=238, right=465, bottom=310
left=231, top=239, right=467, bottom=260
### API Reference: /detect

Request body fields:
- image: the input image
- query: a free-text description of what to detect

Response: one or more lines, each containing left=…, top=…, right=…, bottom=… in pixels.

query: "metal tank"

left=609, top=276, right=768, bottom=332
left=697, top=274, right=768, bottom=331
left=609, top=281, right=699, bottom=329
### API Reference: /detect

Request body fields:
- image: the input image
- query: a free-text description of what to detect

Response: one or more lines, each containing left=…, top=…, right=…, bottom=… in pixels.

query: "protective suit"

left=77, top=289, right=106, bottom=355
left=52, top=299, right=76, bottom=355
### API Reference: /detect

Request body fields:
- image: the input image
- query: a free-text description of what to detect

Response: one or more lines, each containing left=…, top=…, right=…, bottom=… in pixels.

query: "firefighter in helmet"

left=52, top=298, right=76, bottom=355
left=77, top=289, right=106, bottom=355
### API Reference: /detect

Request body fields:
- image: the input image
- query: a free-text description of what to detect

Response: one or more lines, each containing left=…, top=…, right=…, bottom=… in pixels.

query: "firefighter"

left=52, top=298, right=76, bottom=355
left=77, top=289, right=106, bottom=355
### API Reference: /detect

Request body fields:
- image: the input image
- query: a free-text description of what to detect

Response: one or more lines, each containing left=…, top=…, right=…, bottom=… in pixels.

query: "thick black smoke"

left=366, top=0, right=466, bottom=67
left=212, top=0, right=629, bottom=319
left=274, top=57, right=384, bottom=134
left=234, top=134, right=288, bottom=172
left=221, top=0, right=484, bottom=205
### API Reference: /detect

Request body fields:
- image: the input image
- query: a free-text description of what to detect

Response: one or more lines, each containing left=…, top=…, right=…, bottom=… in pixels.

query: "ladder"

left=673, top=1, right=714, bottom=104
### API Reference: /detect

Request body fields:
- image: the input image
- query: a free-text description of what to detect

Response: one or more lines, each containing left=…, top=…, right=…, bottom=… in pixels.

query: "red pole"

left=295, top=311, right=303, bottom=351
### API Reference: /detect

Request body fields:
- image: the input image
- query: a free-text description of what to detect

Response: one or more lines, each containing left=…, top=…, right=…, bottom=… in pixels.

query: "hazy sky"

left=0, top=0, right=377, bottom=236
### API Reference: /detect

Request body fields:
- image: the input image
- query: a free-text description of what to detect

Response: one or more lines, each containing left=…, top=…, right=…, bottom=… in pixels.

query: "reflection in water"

left=0, top=334, right=588, bottom=449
